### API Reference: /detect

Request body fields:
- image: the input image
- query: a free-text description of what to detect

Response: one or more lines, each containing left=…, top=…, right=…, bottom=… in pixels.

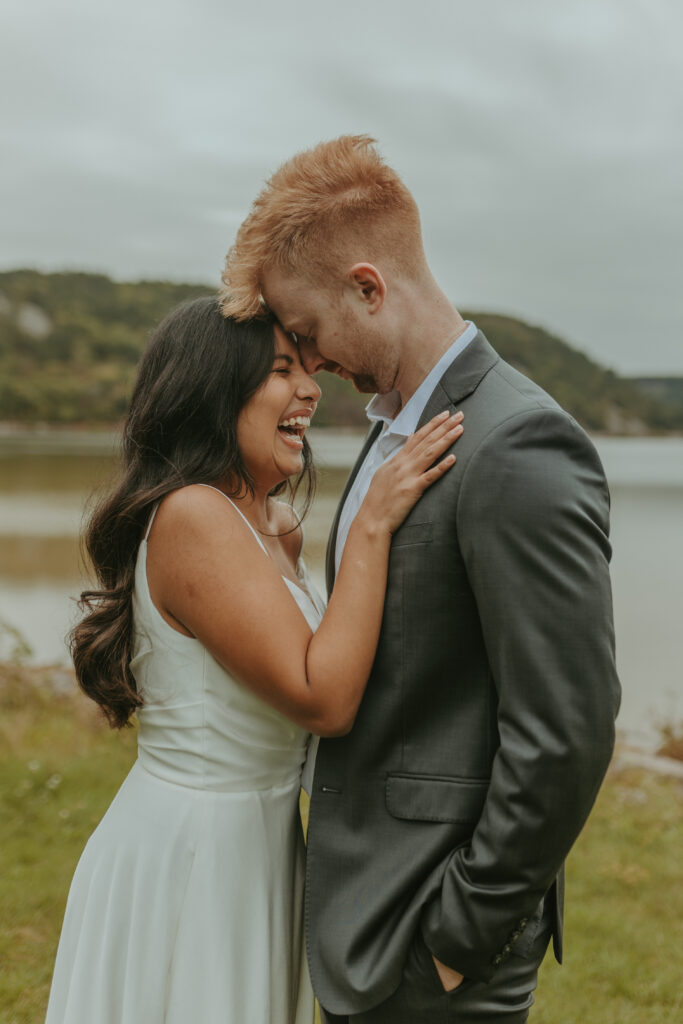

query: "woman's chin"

left=275, top=435, right=305, bottom=477
left=257, top=456, right=303, bottom=492
left=277, top=454, right=304, bottom=481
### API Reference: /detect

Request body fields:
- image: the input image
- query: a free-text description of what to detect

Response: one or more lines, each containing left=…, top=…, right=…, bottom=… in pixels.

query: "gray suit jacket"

left=305, top=332, right=620, bottom=1015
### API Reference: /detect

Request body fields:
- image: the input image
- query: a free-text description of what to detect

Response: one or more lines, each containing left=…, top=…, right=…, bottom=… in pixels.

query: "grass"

left=0, top=663, right=136, bottom=1024
left=1, top=664, right=682, bottom=1023
left=534, top=762, right=683, bottom=1023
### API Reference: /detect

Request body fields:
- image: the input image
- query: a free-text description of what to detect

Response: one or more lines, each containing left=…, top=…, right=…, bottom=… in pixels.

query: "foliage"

left=656, top=721, right=683, bottom=762
left=1, top=270, right=682, bottom=434
left=631, top=377, right=683, bottom=409
left=464, top=312, right=683, bottom=434
left=0, top=270, right=208, bottom=424
left=0, top=619, right=33, bottom=664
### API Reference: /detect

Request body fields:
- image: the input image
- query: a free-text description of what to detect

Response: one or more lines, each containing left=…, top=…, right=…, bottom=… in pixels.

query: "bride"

left=45, top=296, right=464, bottom=1024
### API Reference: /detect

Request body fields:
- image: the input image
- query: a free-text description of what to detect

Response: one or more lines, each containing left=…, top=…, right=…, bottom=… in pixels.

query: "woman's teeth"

left=277, top=416, right=309, bottom=450
left=279, top=416, right=311, bottom=428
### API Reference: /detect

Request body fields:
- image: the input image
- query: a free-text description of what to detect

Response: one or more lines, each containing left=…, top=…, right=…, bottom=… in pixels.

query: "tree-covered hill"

left=463, top=313, right=683, bottom=433
left=0, top=270, right=209, bottom=424
left=1, top=269, right=681, bottom=433
left=630, top=376, right=683, bottom=409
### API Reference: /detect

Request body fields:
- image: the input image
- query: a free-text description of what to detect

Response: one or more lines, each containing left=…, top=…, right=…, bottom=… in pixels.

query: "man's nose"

left=298, top=337, right=325, bottom=375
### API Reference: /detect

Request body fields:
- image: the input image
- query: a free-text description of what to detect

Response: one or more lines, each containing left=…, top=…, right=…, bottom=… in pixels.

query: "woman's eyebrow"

left=274, top=353, right=294, bottom=365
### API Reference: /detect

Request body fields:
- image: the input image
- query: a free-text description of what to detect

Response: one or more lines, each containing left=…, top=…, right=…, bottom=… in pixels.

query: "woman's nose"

left=298, top=373, right=322, bottom=403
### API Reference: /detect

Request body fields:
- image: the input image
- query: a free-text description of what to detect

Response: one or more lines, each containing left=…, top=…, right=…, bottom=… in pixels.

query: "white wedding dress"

left=46, top=492, right=324, bottom=1024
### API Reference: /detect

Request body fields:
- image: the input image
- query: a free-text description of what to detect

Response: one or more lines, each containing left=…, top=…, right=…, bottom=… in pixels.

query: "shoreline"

left=1, top=423, right=683, bottom=459
left=0, top=424, right=369, bottom=460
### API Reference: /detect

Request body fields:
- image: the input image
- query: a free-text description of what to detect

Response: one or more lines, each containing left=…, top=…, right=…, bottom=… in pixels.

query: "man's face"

left=261, top=264, right=393, bottom=395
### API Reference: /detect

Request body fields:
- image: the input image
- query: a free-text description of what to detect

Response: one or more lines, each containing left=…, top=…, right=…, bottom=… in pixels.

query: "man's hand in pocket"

left=432, top=956, right=464, bottom=992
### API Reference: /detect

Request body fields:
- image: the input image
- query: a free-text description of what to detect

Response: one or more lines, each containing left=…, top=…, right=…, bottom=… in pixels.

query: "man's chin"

left=349, top=373, right=378, bottom=395
left=331, top=366, right=378, bottom=394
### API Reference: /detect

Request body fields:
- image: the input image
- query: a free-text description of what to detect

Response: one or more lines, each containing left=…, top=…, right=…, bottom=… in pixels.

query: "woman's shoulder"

left=154, top=483, right=226, bottom=515
left=149, top=484, right=243, bottom=542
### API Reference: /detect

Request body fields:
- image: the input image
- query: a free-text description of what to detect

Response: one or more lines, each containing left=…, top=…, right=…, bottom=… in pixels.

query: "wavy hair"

left=69, top=297, right=315, bottom=728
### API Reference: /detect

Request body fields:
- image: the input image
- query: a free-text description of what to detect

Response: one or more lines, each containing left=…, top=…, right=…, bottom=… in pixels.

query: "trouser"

left=320, top=912, right=552, bottom=1024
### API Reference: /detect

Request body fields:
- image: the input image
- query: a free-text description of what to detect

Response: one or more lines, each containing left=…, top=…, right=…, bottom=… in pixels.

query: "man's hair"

left=220, top=134, right=424, bottom=320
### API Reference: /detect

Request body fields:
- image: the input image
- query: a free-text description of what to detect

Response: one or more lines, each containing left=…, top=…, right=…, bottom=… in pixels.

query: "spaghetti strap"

left=196, top=483, right=270, bottom=558
left=144, top=504, right=159, bottom=542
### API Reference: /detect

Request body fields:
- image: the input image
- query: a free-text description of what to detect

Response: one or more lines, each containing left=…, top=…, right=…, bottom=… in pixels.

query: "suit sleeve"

left=421, top=407, right=621, bottom=981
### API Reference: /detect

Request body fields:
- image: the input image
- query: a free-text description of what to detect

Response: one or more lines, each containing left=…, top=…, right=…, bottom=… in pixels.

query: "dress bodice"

left=130, top=501, right=325, bottom=793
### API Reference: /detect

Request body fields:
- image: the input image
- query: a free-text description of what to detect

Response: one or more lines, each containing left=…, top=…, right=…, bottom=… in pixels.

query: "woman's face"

left=236, top=325, right=321, bottom=491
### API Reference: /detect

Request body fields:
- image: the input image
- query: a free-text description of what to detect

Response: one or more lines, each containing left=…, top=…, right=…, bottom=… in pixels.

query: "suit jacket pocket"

left=391, top=522, right=433, bottom=548
left=386, top=773, right=490, bottom=824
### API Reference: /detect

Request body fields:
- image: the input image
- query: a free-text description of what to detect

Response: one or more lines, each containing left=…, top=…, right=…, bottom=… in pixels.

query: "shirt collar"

left=365, top=321, right=478, bottom=441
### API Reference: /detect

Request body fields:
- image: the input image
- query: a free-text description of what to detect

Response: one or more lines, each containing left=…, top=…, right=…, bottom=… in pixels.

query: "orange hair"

left=220, top=135, right=424, bottom=320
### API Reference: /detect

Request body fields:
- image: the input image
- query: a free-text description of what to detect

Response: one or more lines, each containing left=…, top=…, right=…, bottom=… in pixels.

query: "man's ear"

left=348, top=263, right=386, bottom=314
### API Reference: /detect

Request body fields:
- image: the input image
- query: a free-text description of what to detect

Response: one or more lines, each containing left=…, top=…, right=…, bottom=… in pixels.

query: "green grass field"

left=1, top=665, right=681, bottom=1024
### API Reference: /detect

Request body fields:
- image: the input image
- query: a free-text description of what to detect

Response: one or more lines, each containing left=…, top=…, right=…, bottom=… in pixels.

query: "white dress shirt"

left=334, top=321, right=478, bottom=575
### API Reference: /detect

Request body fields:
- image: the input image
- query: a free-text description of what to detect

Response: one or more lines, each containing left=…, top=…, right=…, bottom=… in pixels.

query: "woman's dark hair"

left=70, top=296, right=315, bottom=728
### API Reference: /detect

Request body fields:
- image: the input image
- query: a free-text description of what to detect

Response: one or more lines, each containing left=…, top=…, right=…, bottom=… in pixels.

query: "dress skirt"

left=45, top=761, right=314, bottom=1024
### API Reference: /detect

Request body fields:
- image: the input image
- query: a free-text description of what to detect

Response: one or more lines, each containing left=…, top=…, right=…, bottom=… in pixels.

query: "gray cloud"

left=1, top=0, right=681, bottom=372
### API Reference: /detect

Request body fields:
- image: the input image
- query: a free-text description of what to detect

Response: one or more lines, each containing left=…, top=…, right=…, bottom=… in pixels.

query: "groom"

left=221, top=136, right=620, bottom=1023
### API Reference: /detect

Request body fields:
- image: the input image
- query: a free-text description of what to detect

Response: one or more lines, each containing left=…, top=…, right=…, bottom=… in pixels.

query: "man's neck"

left=392, top=290, right=467, bottom=406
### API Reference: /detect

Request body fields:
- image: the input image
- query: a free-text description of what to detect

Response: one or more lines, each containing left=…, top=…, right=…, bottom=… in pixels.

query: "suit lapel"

left=416, top=331, right=500, bottom=429
left=325, top=332, right=499, bottom=595
left=325, top=422, right=383, bottom=596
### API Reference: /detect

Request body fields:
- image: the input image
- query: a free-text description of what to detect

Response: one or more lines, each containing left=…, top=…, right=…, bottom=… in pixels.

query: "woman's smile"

left=277, top=410, right=313, bottom=450
left=236, top=326, right=321, bottom=490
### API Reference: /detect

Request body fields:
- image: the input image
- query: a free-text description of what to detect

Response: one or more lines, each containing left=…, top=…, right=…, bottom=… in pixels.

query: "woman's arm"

left=147, top=412, right=463, bottom=735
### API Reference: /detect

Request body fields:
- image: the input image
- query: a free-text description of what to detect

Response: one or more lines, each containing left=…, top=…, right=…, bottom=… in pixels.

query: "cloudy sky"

left=1, top=0, right=681, bottom=374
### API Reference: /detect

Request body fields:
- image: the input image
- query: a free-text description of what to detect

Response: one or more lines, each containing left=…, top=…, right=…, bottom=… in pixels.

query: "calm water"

left=0, top=431, right=681, bottom=749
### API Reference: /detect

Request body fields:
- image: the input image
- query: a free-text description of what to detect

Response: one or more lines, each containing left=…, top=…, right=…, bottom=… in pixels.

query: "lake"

left=0, top=430, right=681, bottom=750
